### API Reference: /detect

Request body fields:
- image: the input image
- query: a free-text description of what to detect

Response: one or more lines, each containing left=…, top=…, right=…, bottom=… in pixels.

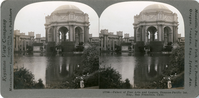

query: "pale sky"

left=8, top=1, right=199, bottom=38
left=14, top=1, right=99, bottom=37
left=100, top=1, right=185, bottom=37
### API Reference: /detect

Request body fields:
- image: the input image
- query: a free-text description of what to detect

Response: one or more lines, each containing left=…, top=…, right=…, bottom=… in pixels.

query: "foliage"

left=75, top=46, right=84, bottom=52
left=14, top=67, right=45, bottom=89
left=99, top=67, right=132, bottom=89
left=80, top=45, right=99, bottom=74
left=84, top=71, right=99, bottom=87
left=115, top=45, right=121, bottom=52
left=99, top=67, right=122, bottom=88
left=26, top=46, right=33, bottom=52
left=164, top=46, right=184, bottom=75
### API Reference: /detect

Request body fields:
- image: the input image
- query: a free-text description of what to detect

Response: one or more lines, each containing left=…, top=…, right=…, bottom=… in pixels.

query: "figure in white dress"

left=80, top=77, right=84, bottom=88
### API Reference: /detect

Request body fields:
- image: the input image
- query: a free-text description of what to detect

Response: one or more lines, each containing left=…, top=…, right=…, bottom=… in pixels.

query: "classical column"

left=134, top=27, right=137, bottom=43
left=84, top=26, right=89, bottom=43
left=101, top=37, right=103, bottom=50
left=104, top=35, right=107, bottom=50
left=113, top=38, right=115, bottom=51
left=16, top=36, right=19, bottom=51
left=53, top=26, right=55, bottom=42
left=82, top=30, right=84, bottom=42
left=70, top=26, right=74, bottom=41
left=142, top=26, right=145, bottom=42
left=170, top=31, right=173, bottom=43
left=24, top=39, right=26, bottom=51
left=54, top=26, right=57, bottom=43
left=45, top=28, right=48, bottom=42
left=21, top=39, right=24, bottom=51
left=158, top=25, right=162, bottom=41
left=173, top=26, right=178, bottom=43
left=161, top=26, right=164, bottom=42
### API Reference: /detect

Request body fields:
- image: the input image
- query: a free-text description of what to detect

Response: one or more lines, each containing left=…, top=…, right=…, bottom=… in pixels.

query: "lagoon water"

left=14, top=52, right=170, bottom=88
left=100, top=52, right=170, bottom=87
left=14, top=53, right=82, bottom=87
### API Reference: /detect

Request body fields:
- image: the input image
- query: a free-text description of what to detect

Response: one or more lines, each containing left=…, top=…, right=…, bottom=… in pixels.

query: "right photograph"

left=99, top=1, right=185, bottom=89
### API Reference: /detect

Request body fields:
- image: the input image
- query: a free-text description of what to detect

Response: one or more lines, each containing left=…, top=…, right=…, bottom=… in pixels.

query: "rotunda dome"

left=52, top=5, right=83, bottom=14
left=141, top=4, right=172, bottom=13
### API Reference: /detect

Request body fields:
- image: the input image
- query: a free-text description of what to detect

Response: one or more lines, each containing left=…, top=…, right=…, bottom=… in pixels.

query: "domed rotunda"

left=133, top=4, right=179, bottom=52
left=45, top=5, right=90, bottom=52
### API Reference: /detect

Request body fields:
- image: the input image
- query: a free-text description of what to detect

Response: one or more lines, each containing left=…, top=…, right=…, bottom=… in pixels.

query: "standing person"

left=167, top=78, right=172, bottom=89
left=80, top=77, right=84, bottom=88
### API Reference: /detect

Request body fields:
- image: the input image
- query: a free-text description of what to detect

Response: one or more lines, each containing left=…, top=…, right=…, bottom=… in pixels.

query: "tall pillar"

left=16, top=36, right=19, bottom=51
left=101, top=38, right=103, bottom=50
left=21, top=39, right=24, bottom=51
left=142, top=26, right=145, bottom=42
left=84, top=26, right=89, bottom=43
left=173, top=26, right=178, bottom=43
left=24, top=39, right=26, bottom=51
left=54, top=26, right=57, bottom=43
left=104, top=35, right=107, bottom=50
left=170, top=31, right=173, bottom=43
left=45, top=28, right=48, bottom=42
left=113, top=38, right=115, bottom=51
left=161, top=26, right=164, bottom=42
left=82, top=31, right=84, bottom=42
left=158, top=25, right=162, bottom=41
left=70, top=26, right=74, bottom=41
left=134, top=27, right=136, bottom=43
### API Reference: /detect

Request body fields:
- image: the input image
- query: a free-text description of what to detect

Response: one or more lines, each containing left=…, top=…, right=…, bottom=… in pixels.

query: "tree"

left=164, top=46, right=184, bottom=75
left=14, top=67, right=35, bottom=89
left=99, top=67, right=122, bottom=88
left=80, top=45, right=99, bottom=74
left=14, top=67, right=45, bottom=89
left=99, top=67, right=132, bottom=89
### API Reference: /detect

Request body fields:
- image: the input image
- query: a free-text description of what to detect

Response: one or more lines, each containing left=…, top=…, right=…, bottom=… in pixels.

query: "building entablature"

left=134, top=11, right=178, bottom=24
left=45, top=21, right=90, bottom=27
left=101, top=29, right=109, bottom=35
left=108, top=35, right=119, bottom=39
left=20, top=35, right=31, bottom=39
left=45, top=12, right=89, bottom=25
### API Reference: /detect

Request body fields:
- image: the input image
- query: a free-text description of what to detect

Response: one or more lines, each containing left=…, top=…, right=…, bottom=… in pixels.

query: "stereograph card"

left=1, top=0, right=199, bottom=98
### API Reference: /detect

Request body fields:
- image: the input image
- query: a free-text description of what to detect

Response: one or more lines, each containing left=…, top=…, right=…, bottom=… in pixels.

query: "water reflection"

left=100, top=52, right=170, bottom=87
left=14, top=53, right=82, bottom=86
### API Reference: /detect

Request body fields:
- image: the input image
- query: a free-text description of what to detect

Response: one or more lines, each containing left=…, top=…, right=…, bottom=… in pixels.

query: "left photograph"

left=13, top=1, right=100, bottom=89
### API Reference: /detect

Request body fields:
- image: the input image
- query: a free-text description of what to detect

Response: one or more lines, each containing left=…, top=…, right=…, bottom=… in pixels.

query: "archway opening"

left=147, top=26, right=157, bottom=42
left=164, top=27, right=172, bottom=45
left=75, top=27, right=83, bottom=45
left=58, top=27, right=69, bottom=42
left=136, top=28, right=141, bottom=41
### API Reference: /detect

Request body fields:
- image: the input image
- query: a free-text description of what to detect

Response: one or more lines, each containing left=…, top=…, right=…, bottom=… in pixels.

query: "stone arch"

left=48, top=27, right=54, bottom=42
left=136, top=27, right=141, bottom=41
left=58, top=26, right=69, bottom=42
left=75, top=26, right=83, bottom=45
left=146, top=26, right=157, bottom=42
left=164, top=26, right=172, bottom=45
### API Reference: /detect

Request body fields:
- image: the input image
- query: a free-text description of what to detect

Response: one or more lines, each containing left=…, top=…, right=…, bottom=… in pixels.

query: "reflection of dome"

left=141, top=4, right=172, bottom=13
left=52, top=5, right=83, bottom=14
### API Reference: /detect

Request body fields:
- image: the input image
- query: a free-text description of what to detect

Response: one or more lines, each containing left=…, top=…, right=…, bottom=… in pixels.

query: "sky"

left=14, top=1, right=99, bottom=37
left=100, top=1, right=185, bottom=37
left=13, top=1, right=187, bottom=38
left=1, top=1, right=199, bottom=98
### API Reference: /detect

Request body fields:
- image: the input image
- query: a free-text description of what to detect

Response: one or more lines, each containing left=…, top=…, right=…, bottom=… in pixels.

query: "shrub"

left=99, top=67, right=132, bottom=89
left=14, top=67, right=45, bottom=89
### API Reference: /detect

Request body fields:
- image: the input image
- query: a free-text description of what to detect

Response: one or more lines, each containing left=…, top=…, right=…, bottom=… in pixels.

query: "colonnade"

left=134, top=25, right=178, bottom=45
left=46, top=26, right=89, bottom=45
